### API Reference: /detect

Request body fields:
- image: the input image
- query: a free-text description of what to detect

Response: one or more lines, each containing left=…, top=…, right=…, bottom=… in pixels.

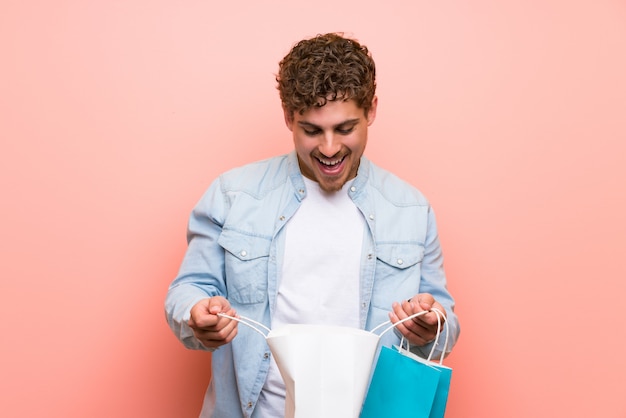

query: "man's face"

left=284, top=97, right=377, bottom=193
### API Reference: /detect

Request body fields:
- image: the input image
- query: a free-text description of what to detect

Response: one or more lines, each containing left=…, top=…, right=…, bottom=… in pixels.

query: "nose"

left=318, top=132, right=342, bottom=157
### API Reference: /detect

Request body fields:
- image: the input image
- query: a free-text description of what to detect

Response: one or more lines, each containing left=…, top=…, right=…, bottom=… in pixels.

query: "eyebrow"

left=297, top=118, right=361, bottom=130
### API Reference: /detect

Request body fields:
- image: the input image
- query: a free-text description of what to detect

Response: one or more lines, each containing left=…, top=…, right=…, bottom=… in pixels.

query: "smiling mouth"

left=316, top=155, right=345, bottom=167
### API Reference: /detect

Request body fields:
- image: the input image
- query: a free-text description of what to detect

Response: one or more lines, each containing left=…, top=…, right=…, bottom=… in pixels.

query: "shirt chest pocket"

left=372, top=243, right=425, bottom=309
left=218, top=230, right=271, bottom=305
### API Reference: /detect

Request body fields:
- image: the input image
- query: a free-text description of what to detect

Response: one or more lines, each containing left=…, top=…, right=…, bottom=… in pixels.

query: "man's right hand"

left=187, top=296, right=238, bottom=349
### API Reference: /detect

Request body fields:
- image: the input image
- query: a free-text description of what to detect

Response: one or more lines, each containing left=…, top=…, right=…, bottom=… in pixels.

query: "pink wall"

left=2, top=1, right=625, bottom=417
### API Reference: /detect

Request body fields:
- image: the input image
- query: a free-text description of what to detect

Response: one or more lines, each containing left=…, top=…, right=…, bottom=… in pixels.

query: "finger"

left=402, top=300, right=435, bottom=335
left=414, top=300, right=447, bottom=329
left=189, top=309, right=217, bottom=329
left=391, top=300, right=427, bottom=327
left=208, top=296, right=230, bottom=315
left=192, top=307, right=237, bottom=330
left=416, top=293, right=435, bottom=310
left=198, top=325, right=238, bottom=348
left=194, top=313, right=239, bottom=345
left=389, top=301, right=411, bottom=334
left=390, top=302, right=433, bottom=346
left=188, top=299, right=210, bottom=328
left=411, top=309, right=440, bottom=328
left=194, top=320, right=236, bottom=341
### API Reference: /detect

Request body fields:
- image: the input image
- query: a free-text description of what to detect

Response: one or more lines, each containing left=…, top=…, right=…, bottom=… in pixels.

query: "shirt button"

left=240, top=250, right=247, bottom=257
left=367, top=253, right=373, bottom=260
left=299, top=189, right=305, bottom=194
left=350, top=186, right=356, bottom=192
left=279, top=215, right=285, bottom=221
left=247, top=401, right=253, bottom=408
left=362, top=302, right=367, bottom=308
left=369, top=214, right=375, bottom=220
left=263, top=352, right=270, bottom=359
left=397, top=258, right=404, bottom=265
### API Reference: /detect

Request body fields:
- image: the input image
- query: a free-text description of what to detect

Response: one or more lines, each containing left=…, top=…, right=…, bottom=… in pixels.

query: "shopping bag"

left=360, top=309, right=453, bottom=418
left=431, top=364, right=452, bottom=417
left=266, top=324, right=380, bottom=418
left=219, top=315, right=381, bottom=418
left=219, top=310, right=441, bottom=418
left=359, top=345, right=442, bottom=417
left=370, top=346, right=452, bottom=418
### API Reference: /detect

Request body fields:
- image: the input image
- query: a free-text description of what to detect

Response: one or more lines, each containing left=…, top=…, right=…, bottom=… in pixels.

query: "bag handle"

left=217, top=313, right=271, bottom=339
left=218, top=308, right=449, bottom=362
left=369, top=309, right=432, bottom=338
left=215, top=312, right=421, bottom=339
left=399, top=308, right=449, bottom=365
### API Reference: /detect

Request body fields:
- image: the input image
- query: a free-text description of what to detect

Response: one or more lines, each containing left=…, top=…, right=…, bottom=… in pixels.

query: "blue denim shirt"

left=165, top=151, right=460, bottom=418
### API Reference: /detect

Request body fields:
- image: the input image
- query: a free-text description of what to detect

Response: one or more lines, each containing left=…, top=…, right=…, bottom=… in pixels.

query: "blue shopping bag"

left=389, top=345, right=453, bottom=418
left=360, top=308, right=453, bottom=418
left=428, top=360, right=452, bottom=418
left=359, top=346, right=442, bottom=418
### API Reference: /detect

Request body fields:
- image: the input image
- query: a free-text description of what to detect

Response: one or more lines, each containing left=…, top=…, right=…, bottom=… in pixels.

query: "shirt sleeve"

left=411, top=206, right=460, bottom=360
left=164, top=178, right=228, bottom=351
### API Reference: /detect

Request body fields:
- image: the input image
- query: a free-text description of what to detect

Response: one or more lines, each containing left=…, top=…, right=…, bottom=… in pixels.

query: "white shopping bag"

left=266, top=324, right=379, bottom=418
left=219, top=311, right=434, bottom=418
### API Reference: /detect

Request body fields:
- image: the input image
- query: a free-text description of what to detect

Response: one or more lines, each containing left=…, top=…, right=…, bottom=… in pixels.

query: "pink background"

left=2, top=1, right=625, bottom=417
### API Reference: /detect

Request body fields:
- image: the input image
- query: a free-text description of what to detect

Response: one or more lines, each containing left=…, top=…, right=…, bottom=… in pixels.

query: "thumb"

left=208, top=296, right=230, bottom=315
left=418, top=293, right=435, bottom=310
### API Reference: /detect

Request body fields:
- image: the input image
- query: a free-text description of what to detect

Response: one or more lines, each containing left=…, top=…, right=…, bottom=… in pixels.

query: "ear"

left=366, top=96, right=378, bottom=126
left=283, top=105, right=294, bottom=131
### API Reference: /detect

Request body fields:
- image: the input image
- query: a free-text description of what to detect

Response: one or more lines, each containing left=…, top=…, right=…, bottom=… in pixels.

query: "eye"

left=336, top=125, right=356, bottom=135
left=304, top=128, right=321, bottom=136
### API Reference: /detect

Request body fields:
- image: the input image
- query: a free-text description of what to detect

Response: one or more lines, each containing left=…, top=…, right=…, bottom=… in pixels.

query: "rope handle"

left=368, top=308, right=449, bottom=364
left=216, top=311, right=425, bottom=339
left=398, top=308, right=449, bottom=365
left=368, top=309, right=431, bottom=337
left=217, top=313, right=271, bottom=338
left=219, top=307, right=446, bottom=353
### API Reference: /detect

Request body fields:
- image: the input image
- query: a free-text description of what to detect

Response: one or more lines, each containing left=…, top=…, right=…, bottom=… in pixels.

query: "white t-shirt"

left=255, top=177, right=365, bottom=417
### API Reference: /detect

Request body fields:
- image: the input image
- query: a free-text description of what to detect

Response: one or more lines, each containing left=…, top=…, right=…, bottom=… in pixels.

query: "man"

left=165, top=32, right=460, bottom=418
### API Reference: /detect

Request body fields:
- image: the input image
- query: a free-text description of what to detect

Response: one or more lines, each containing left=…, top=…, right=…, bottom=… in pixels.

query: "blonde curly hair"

left=277, top=33, right=376, bottom=117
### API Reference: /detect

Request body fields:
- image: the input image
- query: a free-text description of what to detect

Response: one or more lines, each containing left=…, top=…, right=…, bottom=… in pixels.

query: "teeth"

left=319, top=157, right=343, bottom=166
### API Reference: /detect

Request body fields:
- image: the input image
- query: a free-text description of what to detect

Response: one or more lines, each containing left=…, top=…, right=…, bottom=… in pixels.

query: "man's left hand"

left=389, top=293, right=447, bottom=346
